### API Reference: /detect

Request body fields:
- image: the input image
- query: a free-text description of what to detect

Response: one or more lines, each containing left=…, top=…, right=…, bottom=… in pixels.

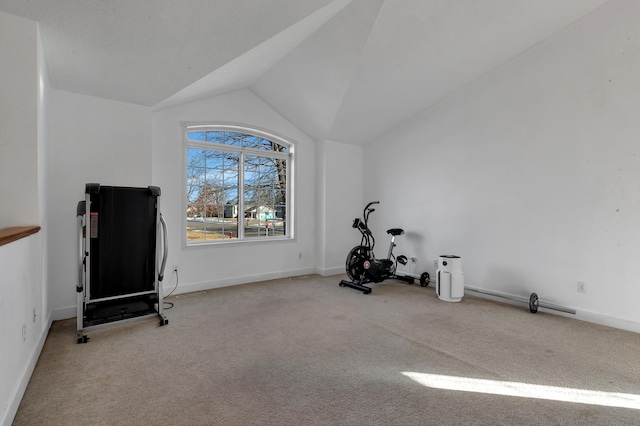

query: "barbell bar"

left=465, top=286, right=576, bottom=315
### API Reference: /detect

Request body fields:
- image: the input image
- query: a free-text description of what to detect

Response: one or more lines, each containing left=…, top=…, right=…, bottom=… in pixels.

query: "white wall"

left=152, top=89, right=316, bottom=294
left=0, top=235, right=47, bottom=426
left=48, top=90, right=152, bottom=318
left=364, top=0, right=640, bottom=332
left=315, top=139, right=363, bottom=275
left=37, top=22, right=52, bottom=339
left=0, top=11, right=38, bottom=228
left=0, top=14, right=51, bottom=426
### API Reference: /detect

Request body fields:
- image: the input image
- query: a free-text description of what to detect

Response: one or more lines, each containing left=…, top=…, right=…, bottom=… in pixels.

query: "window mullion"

left=238, top=152, right=245, bottom=240
left=187, top=140, right=288, bottom=160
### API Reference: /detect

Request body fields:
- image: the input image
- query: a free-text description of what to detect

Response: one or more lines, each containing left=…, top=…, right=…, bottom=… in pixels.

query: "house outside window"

left=183, top=123, right=294, bottom=245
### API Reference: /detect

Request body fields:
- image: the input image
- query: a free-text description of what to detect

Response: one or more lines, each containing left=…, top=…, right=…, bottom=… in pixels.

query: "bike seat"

left=387, top=228, right=404, bottom=236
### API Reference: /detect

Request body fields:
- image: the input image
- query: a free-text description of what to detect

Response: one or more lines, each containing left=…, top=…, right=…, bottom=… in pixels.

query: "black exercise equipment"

left=339, top=201, right=429, bottom=294
left=76, top=183, right=169, bottom=343
left=464, top=286, right=576, bottom=314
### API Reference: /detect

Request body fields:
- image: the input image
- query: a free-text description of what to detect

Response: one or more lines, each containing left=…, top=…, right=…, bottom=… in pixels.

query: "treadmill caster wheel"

left=159, top=317, right=169, bottom=326
left=77, top=335, right=89, bottom=344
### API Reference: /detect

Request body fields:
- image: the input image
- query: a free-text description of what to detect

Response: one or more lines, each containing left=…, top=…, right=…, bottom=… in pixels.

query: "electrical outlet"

left=577, top=281, right=587, bottom=293
left=410, top=256, right=417, bottom=263
left=298, top=252, right=302, bottom=260
left=173, top=265, right=178, bottom=273
left=33, top=308, right=36, bottom=323
left=22, top=323, right=26, bottom=342
left=433, top=259, right=438, bottom=268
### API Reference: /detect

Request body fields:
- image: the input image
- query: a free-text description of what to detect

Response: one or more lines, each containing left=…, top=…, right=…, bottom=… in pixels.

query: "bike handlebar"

left=359, top=201, right=379, bottom=251
left=365, top=201, right=380, bottom=211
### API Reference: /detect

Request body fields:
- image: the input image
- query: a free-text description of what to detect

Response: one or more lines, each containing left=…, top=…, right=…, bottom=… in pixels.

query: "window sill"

left=0, top=226, right=41, bottom=247
left=184, top=235, right=293, bottom=248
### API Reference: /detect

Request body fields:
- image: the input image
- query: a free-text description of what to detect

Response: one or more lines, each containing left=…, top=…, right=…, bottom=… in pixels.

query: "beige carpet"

left=14, top=275, right=640, bottom=425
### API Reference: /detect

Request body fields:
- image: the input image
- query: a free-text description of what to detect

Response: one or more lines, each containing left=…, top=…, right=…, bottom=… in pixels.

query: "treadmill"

left=76, top=183, right=168, bottom=343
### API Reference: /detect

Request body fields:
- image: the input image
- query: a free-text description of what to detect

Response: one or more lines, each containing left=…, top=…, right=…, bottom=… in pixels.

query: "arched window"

left=183, top=123, right=294, bottom=245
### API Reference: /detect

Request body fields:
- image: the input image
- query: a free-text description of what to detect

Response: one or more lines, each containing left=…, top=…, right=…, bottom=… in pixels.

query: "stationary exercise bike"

left=339, top=201, right=430, bottom=294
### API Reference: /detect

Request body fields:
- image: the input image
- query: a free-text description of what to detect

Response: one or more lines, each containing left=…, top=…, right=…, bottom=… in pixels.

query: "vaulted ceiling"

left=0, top=0, right=612, bottom=144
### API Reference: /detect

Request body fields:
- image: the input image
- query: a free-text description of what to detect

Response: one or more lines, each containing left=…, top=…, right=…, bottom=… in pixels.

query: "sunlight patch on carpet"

left=402, top=372, right=640, bottom=410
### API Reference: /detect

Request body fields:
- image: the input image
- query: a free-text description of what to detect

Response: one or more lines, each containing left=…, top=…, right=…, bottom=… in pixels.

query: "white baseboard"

left=52, top=306, right=76, bottom=321
left=55, top=273, right=640, bottom=335
left=168, top=267, right=317, bottom=296
left=571, top=310, right=640, bottom=334
left=2, top=313, right=52, bottom=426
left=53, top=267, right=319, bottom=320
left=315, top=265, right=345, bottom=277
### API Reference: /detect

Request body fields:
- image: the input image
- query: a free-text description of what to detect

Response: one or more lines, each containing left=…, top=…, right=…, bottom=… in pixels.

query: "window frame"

left=182, top=122, right=295, bottom=247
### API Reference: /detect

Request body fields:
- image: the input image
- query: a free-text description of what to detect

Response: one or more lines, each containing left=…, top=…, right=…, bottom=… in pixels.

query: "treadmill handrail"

left=158, top=213, right=168, bottom=282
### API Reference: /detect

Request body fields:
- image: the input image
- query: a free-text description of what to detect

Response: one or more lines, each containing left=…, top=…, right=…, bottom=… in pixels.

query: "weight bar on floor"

left=465, top=286, right=576, bottom=315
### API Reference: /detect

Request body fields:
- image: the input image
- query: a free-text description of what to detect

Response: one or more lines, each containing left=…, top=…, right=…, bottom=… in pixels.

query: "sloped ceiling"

left=0, top=0, right=612, bottom=144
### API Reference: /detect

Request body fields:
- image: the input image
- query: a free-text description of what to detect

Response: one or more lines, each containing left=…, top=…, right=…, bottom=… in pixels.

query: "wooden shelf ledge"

left=0, top=226, right=41, bottom=247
